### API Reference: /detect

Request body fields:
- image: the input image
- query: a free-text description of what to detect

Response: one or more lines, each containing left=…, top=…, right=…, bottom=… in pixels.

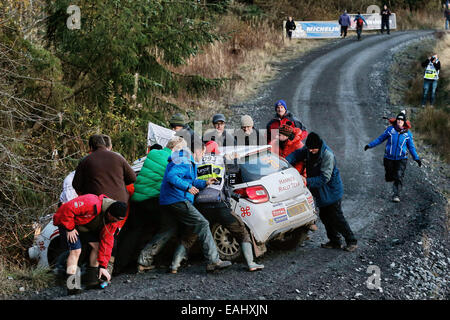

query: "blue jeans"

left=163, top=201, right=219, bottom=264
left=422, top=79, right=438, bottom=105
left=446, top=18, right=450, bottom=30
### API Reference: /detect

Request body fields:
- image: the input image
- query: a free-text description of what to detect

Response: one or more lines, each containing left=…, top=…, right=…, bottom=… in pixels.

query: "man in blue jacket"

left=159, top=140, right=232, bottom=272
left=365, top=111, right=422, bottom=203
left=286, top=132, right=357, bottom=252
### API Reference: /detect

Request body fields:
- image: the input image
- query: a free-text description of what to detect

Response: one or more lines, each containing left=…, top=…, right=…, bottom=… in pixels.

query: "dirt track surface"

left=24, top=31, right=449, bottom=301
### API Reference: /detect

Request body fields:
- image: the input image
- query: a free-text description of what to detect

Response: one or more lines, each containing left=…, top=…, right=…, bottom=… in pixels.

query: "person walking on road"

left=158, top=141, right=232, bottom=272
left=444, top=3, right=450, bottom=30
left=286, top=132, right=358, bottom=252
left=380, top=5, right=391, bottom=34
left=338, top=10, right=351, bottom=38
left=354, top=12, right=368, bottom=41
left=364, top=111, right=422, bottom=203
left=421, top=54, right=441, bottom=108
left=285, top=16, right=296, bottom=40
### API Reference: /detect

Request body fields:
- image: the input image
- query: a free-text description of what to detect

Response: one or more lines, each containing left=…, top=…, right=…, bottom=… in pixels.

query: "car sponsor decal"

left=278, top=176, right=301, bottom=192
left=272, top=207, right=286, bottom=217
left=274, top=215, right=288, bottom=223
left=240, top=206, right=251, bottom=217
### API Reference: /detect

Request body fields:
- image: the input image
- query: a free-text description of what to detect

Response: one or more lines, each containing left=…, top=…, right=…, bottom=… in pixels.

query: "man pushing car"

left=53, top=193, right=127, bottom=295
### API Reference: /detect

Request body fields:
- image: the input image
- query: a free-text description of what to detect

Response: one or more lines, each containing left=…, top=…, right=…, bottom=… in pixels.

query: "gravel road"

left=22, top=31, right=449, bottom=302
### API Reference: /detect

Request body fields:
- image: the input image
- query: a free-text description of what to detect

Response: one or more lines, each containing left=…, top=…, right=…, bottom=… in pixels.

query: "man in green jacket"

left=113, top=137, right=186, bottom=275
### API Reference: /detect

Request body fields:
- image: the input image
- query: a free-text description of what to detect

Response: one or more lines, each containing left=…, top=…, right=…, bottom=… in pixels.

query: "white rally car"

left=212, top=145, right=317, bottom=260
left=28, top=124, right=317, bottom=266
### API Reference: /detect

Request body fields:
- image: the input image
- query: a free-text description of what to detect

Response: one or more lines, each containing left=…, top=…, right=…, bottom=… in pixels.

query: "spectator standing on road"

left=354, top=12, right=368, bottom=41
left=380, top=5, right=391, bottom=34
left=364, top=111, right=422, bottom=203
left=286, top=132, right=358, bottom=252
left=421, top=54, right=441, bottom=108
left=114, top=137, right=186, bottom=274
left=234, top=115, right=261, bottom=146
left=285, top=16, right=296, bottom=40
left=203, top=113, right=235, bottom=148
left=72, top=134, right=136, bottom=204
left=158, top=141, right=232, bottom=272
left=338, top=10, right=351, bottom=38
left=53, top=194, right=127, bottom=295
left=445, top=2, right=450, bottom=30
left=266, top=99, right=306, bottom=143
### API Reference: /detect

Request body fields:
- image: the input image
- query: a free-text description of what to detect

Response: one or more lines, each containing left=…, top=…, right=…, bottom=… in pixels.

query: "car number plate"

left=287, top=201, right=307, bottom=218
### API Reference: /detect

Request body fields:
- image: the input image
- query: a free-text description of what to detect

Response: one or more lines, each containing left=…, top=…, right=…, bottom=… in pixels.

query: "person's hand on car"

left=188, top=186, right=200, bottom=195
left=206, top=178, right=218, bottom=186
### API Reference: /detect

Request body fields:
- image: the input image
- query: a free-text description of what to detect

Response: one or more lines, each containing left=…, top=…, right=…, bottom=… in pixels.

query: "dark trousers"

left=319, top=200, right=357, bottom=246
left=113, top=198, right=160, bottom=273
left=381, top=20, right=390, bottom=34
left=356, top=27, right=362, bottom=40
left=383, top=158, right=407, bottom=196
left=340, top=26, right=348, bottom=37
left=196, top=202, right=251, bottom=244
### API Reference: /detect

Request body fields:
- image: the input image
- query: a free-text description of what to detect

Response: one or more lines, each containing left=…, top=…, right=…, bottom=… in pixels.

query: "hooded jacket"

left=271, top=127, right=306, bottom=176
left=131, top=147, right=172, bottom=202
left=339, top=13, right=351, bottom=26
left=286, top=141, right=343, bottom=208
left=53, top=194, right=120, bottom=268
left=159, top=148, right=207, bottom=205
left=367, top=125, right=420, bottom=161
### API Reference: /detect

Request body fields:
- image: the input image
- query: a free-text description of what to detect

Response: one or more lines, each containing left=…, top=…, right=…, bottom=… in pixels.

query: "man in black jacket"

left=381, top=5, right=391, bottom=34
left=285, top=16, right=296, bottom=40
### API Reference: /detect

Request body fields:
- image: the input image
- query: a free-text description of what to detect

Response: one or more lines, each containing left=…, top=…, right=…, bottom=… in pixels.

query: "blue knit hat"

left=274, top=100, right=287, bottom=111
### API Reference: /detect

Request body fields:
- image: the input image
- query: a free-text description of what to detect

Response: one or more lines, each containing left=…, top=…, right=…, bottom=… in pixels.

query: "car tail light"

left=234, top=185, right=269, bottom=204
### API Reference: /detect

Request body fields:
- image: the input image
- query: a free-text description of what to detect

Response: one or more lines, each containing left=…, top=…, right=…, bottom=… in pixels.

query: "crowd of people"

left=53, top=87, right=424, bottom=295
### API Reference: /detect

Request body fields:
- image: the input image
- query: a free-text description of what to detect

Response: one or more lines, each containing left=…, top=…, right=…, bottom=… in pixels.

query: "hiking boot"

left=206, top=259, right=232, bottom=272
left=137, top=264, right=156, bottom=273
left=81, top=266, right=100, bottom=289
left=344, top=243, right=358, bottom=252
left=392, top=196, right=400, bottom=203
left=320, top=241, right=343, bottom=249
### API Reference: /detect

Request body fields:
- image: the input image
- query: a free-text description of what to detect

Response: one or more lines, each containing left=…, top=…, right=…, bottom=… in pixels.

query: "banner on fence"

left=284, top=13, right=396, bottom=39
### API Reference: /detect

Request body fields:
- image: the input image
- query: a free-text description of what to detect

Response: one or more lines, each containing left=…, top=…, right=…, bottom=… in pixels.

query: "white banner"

left=348, top=13, right=397, bottom=30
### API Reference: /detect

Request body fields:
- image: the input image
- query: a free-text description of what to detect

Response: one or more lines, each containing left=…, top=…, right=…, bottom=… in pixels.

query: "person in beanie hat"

left=169, top=112, right=199, bottom=152
left=235, top=115, right=261, bottom=146
left=365, top=110, right=421, bottom=202
left=266, top=99, right=307, bottom=143
left=53, top=194, right=127, bottom=294
left=203, top=113, right=235, bottom=147
left=286, top=132, right=358, bottom=252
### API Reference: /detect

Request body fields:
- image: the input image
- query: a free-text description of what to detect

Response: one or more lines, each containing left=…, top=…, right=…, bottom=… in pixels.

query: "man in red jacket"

left=53, top=193, right=127, bottom=294
left=266, top=100, right=307, bottom=143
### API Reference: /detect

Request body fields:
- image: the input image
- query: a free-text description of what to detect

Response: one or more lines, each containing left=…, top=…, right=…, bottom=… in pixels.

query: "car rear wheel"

left=47, top=237, right=66, bottom=268
left=211, top=223, right=241, bottom=261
